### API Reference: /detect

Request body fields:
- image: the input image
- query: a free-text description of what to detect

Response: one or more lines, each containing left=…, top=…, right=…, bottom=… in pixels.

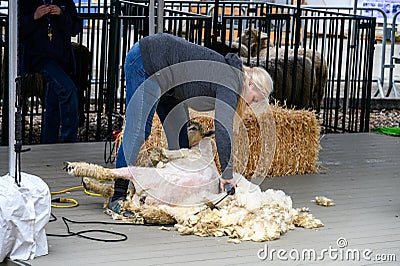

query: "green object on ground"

left=372, top=127, right=400, bottom=136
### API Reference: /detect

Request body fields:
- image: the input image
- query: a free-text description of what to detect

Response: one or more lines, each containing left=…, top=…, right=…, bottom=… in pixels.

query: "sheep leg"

left=162, top=148, right=190, bottom=160
left=64, top=161, right=129, bottom=181
left=82, top=177, right=114, bottom=198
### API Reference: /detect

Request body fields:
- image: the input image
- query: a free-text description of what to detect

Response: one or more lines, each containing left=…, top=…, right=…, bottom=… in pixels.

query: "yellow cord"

left=51, top=185, right=83, bottom=195
left=51, top=198, right=79, bottom=208
left=50, top=185, right=102, bottom=208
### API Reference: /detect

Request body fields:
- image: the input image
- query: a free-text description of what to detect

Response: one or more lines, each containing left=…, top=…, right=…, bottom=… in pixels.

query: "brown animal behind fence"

left=246, top=55, right=315, bottom=110
left=240, top=28, right=327, bottom=111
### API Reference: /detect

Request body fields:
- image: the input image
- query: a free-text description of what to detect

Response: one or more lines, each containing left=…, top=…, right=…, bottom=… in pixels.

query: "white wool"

left=170, top=177, right=323, bottom=242
left=235, top=178, right=263, bottom=211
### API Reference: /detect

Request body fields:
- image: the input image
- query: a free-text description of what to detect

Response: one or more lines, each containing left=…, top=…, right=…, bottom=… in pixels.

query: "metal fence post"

left=212, top=0, right=219, bottom=45
left=388, top=11, right=400, bottom=97
left=291, top=0, right=302, bottom=106
left=362, top=18, right=376, bottom=132
left=104, top=0, right=121, bottom=140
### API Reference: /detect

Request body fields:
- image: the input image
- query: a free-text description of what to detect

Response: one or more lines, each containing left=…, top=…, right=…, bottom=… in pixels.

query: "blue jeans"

left=112, top=42, right=189, bottom=200
left=40, top=60, right=78, bottom=143
left=115, top=42, right=158, bottom=169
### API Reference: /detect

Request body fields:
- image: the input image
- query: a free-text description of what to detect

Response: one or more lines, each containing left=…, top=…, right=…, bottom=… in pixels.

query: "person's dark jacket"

left=139, top=33, right=244, bottom=180
left=19, top=0, right=83, bottom=74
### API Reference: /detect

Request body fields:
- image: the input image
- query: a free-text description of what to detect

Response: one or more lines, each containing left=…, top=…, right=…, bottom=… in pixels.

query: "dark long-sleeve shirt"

left=139, top=33, right=243, bottom=179
left=19, top=0, right=82, bottom=74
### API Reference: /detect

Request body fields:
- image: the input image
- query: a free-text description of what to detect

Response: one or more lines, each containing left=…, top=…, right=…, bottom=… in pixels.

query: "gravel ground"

left=369, top=109, right=400, bottom=128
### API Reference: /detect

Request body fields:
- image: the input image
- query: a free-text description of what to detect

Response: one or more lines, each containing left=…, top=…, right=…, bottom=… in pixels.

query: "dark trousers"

left=40, top=60, right=78, bottom=143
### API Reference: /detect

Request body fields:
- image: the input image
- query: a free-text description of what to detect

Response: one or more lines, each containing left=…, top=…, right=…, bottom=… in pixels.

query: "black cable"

left=104, top=133, right=116, bottom=164
left=47, top=213, right=173, bottom=242
left=47, top=215, right=128, bottom=242
left=14, top=77, right=23, bottom=187
left=14, top=76, right=31, bottom=187
left=49, top=212, right=57, bottom=222
left=103, top=112, right=124, bottom=164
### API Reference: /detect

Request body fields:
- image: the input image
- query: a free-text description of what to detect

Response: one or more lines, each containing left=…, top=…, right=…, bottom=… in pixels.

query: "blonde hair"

left=236, top=65, right=274, bottom=117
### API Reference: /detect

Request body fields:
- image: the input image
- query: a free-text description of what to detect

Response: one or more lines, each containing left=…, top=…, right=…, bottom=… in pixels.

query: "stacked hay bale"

left=131, top=103, right=320, bottom=178
left=269, top=104, right=320, bottom=176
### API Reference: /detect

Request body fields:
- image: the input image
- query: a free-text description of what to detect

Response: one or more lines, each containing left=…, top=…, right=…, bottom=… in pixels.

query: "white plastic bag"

left=0, top=172, right=51, bottom=262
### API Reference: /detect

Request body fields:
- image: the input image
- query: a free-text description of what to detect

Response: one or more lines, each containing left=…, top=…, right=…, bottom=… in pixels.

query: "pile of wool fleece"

left=121, top=175, right=324, bottom=243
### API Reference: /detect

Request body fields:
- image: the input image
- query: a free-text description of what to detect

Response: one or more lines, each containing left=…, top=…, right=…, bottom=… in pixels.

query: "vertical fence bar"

left=105, top=0, right=121, bottom=140
left=212, top=0, right=219, bottom=45
left=362, top=18, right=375, bottom=132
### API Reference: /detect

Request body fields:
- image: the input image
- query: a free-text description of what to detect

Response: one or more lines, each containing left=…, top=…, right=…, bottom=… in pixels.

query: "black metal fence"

left=164, top=1, right=376, bottom=132
left=0, top=1, right=376, bottom=146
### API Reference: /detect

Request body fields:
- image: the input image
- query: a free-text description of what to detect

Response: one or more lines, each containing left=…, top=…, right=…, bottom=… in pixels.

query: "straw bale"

left=268, top=104, right=320, bottom=177
left=118, top=103, right=320, bottom=178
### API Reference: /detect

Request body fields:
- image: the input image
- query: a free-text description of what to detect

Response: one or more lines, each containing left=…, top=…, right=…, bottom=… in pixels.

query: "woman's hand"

left=48, top=5, right=63, bottom=15
left=220, top=178, right=236, bottom=193
left=34, top=5, right=51, bottom=20
left=34, top=4, right=62, bottom=20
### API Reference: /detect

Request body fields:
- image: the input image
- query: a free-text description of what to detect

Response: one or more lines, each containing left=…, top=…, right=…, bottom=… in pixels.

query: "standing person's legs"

left=111, top=42, right=159, bottom=208
left=40, top=60, right=78, bottom=143
left=41, top=82, right=60, bottom=143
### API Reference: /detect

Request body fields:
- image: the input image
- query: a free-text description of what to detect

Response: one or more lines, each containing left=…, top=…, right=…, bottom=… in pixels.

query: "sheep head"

left=187, top=120, right=215, bottom=148
left=241, top=28, right=258, bottom=47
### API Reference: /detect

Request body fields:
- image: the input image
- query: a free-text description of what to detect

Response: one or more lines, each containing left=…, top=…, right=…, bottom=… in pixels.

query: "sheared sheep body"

left=67, top=137, right=220, bottom=206
left=66, top=141, right=323, bottom=243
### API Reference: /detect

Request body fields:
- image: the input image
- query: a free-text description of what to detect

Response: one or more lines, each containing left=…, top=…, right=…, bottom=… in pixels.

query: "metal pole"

left=351, top=0, right=358, bottom=46
left=352, top=0, right=358, bottom=15
left=212, top=0, right=219, bottom=45
left=149, top=0, right=155, bottom=35
left=8, top=0, right=18, bottom=176
left=157, top=0, right=164, bottom=33
left=388, top=12, right=399, bottom=97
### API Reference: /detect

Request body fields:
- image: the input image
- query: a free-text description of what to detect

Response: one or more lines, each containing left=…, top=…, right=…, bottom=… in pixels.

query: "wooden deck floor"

left=1, top=133, right=399, bottom=265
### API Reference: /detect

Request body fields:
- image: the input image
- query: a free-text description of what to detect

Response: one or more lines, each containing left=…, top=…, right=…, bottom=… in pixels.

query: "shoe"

left=106, top=197, right=132, bottom=218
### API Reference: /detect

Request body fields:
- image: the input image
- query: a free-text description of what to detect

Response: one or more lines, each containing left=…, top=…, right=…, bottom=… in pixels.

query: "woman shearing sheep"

left=108, top=33, right=273, bottom=217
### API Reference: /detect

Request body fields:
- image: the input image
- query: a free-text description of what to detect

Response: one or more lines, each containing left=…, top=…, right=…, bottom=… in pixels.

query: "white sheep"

left=66, top=121, right=220, bottom=206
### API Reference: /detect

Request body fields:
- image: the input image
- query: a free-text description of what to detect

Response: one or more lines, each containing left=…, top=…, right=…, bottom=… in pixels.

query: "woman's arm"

left=51, top=0, right=83, bottom=37
left=214, top=87, right=238, bottom=181
left=19, top=2, right=41, bottom=42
